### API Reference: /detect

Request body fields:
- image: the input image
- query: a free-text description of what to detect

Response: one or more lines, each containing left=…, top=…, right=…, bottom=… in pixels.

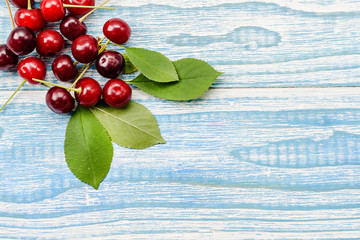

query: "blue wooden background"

left=1, top=0, right=360, bottom=239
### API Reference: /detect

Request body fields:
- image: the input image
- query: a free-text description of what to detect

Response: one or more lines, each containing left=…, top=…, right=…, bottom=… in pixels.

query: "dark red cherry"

left=15, top=8, right=45, bottom=32
left=52, top=55, right=78, bottom=82
left=0, top=44, right=19, bottom=71
left=40, top=0, right=66, bottom=22
left=6, top=26, right=36, bottom=56
left=36, top=30, right=65, bottom=56
left=9, top=0, right=34, bottom=8
left=17, top=57, right=46, bottom=84
left=71, top=35, right=98, bottom=63
left=103, top=18, right=131, bottom=45
left=75, top=77, right=102, bottom=107
left=60, top=15, right=87, bottom=41
left=95, top=51, right=125, bottom=79
left=64, top=0, right=95, bottom=16
left=103, top=79, right=132, bottom=108
left=46, top=87, right=75, bottom=114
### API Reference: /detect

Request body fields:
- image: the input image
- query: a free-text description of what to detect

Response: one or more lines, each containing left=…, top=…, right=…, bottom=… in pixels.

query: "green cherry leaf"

left=64, top=106, right=113, bottom=190
left=130, top=58, right=223, bottom=101
left=90, top=102, right=166, bottom=149
left=125, top=47, right=179, bottom=82
left=122, top=54, right=138, bottom=74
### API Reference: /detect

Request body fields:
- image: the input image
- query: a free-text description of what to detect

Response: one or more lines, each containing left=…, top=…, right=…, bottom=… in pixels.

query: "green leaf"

left=125, top=47, right=179, bottom=83
left=64, top=106, right=113, bottom=189
left=90, top=102, right=166, bottom=149
left=122, top=54, right=138, bottom=74
left=130, top=58, right=223, bottom=101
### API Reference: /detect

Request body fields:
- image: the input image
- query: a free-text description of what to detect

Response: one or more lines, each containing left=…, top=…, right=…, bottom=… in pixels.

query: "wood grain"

left=1, top=0, right=360, bottom=239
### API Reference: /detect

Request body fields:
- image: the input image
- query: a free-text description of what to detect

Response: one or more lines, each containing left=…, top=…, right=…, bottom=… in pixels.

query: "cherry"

left=7, top=26, right=36, bottom=56
left=71, top=35, right=98, bottom=63
left=40, top=0, right=66, bottom=22
left=52, top=55, right=78, bottom=82
left=75, top=77, right=102, bottom=107
left=41, top=0, right=111, bottom=22
left=103, top=18, right=131, bottom=45
left=36, top=30, right=65, bottom=56
left=103, top=79, right=132, bottom=108
left=46, top=87, right=75, bottom=114
left=64, top=0, right=95, bottom=16
left=60, top=15, right=87, bottom=41
left=14, top=8, right=45, bottom=32
left=95, top=50, right=125, bottom=79
left=17, top=57, right=46, bottom=84
left=0, top=44, right=19, bottom=71
left=9, top=0, right=34, bottom=8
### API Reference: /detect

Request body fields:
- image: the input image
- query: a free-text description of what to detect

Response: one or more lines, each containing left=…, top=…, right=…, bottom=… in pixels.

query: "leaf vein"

left=92, top=106, right=163, bottom=142
left=79, top=108, right=97, bottom=187
left=127, top=49, right=178, bottom=82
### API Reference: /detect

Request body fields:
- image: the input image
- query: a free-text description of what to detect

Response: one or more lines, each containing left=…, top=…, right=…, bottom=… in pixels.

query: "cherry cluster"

left=0, top=0, right=132, bottom=114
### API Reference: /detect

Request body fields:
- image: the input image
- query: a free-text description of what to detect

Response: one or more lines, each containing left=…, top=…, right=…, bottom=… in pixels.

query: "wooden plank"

left=2, top=0, right=360, bottom=238
left=1, top=89, right=360, bottom=238
left=2, top=2, right=360, bottom=89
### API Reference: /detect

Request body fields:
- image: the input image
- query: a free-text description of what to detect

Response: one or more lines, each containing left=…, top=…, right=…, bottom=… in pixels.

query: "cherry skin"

left=7, top=26, right=36, bottom=56
left=64, top=0, right=95, bottom=16
left=9, top=0, right=34, bottom=8
left=17, top=57, right=47, bottom=85
left=36, top=30, right=65, bottom=56
left=46, top=87, right=75, bottom=114
left=0, top=44, right=19, bottom=71
left=52, top=55, right=78, bottom=82
left=15, top=8, right=45, bottom=32
left=75, top=77, right=102, bottom=107
left=40, top=0, right=65, bottom=22
left=71, top=35, right=98, bottom=64
left=103, top=79, right=132, bottom=108
left=103, top=18, right=131, bottom=45
left=60, top=15, right=87, bottom=41
left=95, top=51, right=125, bottom=79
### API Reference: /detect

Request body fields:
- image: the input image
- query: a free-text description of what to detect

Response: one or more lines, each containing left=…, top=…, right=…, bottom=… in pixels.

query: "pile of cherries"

left=0, top=0, right=133, bottom=114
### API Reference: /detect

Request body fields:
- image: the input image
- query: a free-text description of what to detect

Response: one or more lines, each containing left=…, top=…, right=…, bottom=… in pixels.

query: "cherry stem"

left=79, top=64, right=87, bottom=72
left=4, top=0, right=15, bottom=29
left=107, top=42, right=125, bottom=49
left=70, top=64, right=90, bottom=89
left=0, top=80, right=26, bottom=112
left=79, top=0, right=111, bottom=23
left=32, top=79, right=81, bottom=93
left=70, top=37, right=107, bottom=89
left=63, top=4, right=114, bottom=10
left=99, top=39, right=111, bottom=53
left=27, top=0, right=31, bottom=10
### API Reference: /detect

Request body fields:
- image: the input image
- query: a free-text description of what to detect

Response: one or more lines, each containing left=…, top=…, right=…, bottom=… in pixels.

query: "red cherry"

left=40, top=0, right=66, bottom=22
left=60, top=15, right=87, bottom=41
left=17, top=57, right=47, bottom=84
left=7, top=26, right=37, bottom=56
left=95, top=50, right=125, bottom=78
left=9, top=0, right=34, bottom=8
left=36, top=30, right=65, bottom=56
left=102, top=79, right=132, bottom=108
left=15, top=8, right=45, bottom=32
left=0, top=44, right=18, bottom=71
left=46, top=87, right=75, bottom=114
left=75, top=77, right=102, bottom=107
left=52, top=55, right=78, bottom=82
left=103, top=18, right=131, bottom=45
left=63, top=0, right=95, bottom=16
left=71, top=35, right=98, bottom=63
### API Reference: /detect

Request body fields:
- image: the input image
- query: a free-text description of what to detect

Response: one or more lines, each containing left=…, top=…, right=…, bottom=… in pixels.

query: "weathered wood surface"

left=1, top=0, right=360, bottom=239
